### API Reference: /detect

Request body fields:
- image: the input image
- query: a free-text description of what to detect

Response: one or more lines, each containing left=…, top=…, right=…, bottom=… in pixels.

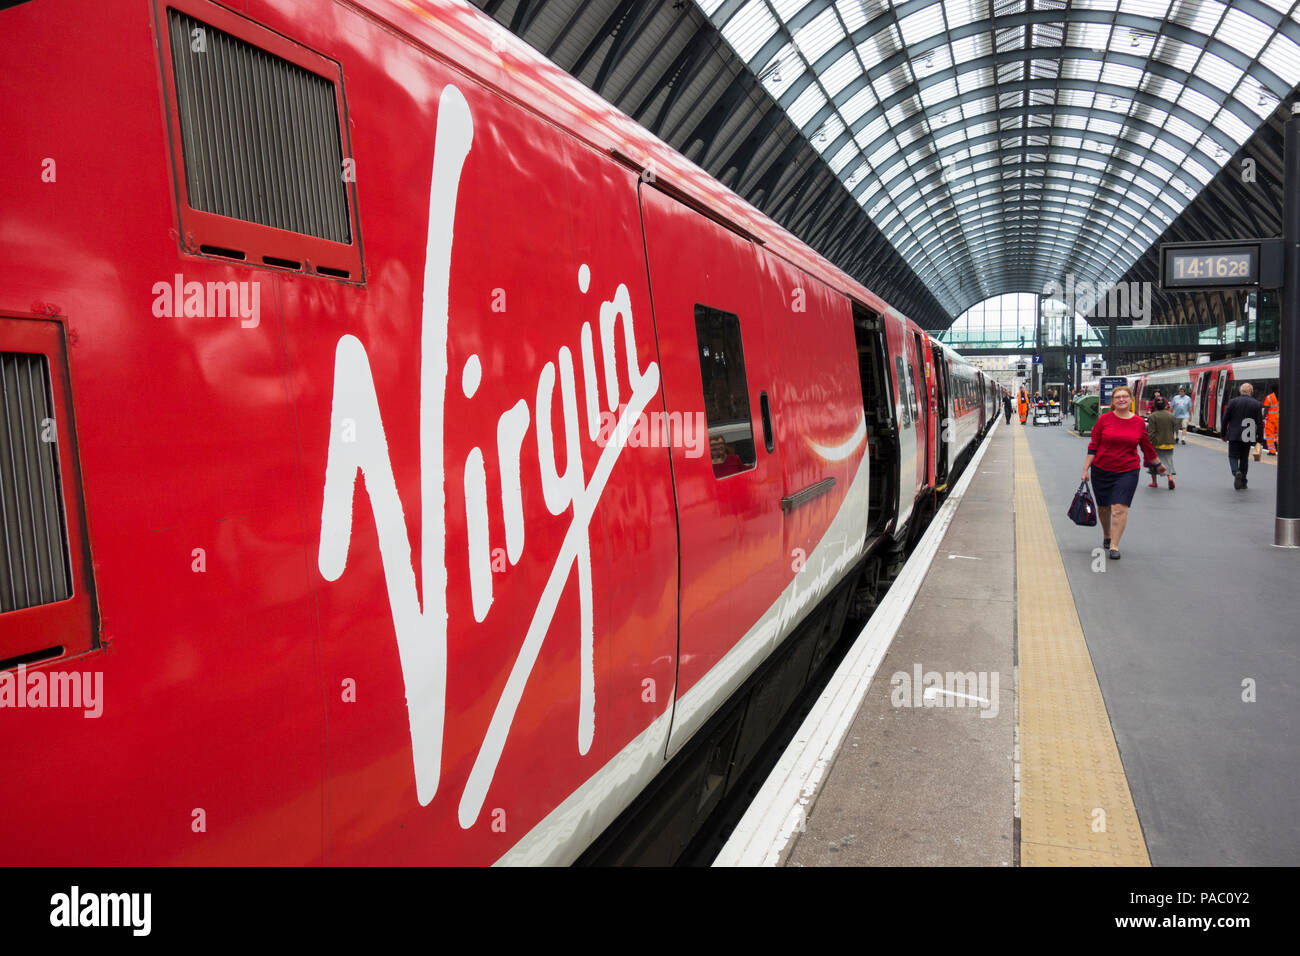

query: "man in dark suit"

left=1221, top=381, right=1266, bottom=490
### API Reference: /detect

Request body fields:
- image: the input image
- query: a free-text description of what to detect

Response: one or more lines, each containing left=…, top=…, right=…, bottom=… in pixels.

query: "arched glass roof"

left=696, top=0, right=1300, bottom=316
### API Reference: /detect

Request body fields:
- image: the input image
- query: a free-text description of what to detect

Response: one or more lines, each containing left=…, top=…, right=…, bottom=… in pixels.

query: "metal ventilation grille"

left=0, top=352, right=72, bottom=614
left=167, top=9, right=351, bottom=243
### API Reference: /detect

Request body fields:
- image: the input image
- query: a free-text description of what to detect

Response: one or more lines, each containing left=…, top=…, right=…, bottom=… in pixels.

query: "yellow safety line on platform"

left=1014, top=425, right=1150, bottom=866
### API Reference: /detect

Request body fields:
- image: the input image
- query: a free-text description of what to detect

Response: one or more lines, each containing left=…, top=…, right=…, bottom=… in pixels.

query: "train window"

left=894, top=356, right=911, bottom=427
left=158, top=2, right=362, bottom=280
left=694, top=306, right=756, bottom=479
left=0, top=317, right=98, bottom=672
left=0, top=352, right=72, bottom=615
left=907, top=365, right=920, bottom=420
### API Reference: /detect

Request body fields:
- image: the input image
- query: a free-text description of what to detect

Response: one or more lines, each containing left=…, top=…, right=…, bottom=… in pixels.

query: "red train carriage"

left=0, top=0, right=990, bottom=864
left=1132, top=353, right=1280, bottom=433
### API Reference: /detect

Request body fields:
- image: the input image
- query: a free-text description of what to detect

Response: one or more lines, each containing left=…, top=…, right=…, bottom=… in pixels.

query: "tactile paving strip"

left=1014, top=426, right=1150, bottom=866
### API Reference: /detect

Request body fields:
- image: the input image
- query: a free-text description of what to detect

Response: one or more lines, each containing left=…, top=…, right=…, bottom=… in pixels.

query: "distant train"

left=0, top=0, right=997, bottom=864
left=1131, top=354, right=1280, bottom=434
left=1074, top=354, right=1280, bottom=436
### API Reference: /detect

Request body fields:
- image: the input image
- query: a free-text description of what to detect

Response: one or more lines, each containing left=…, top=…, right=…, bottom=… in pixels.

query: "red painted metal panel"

left=0, top=0, right=977, bottom=864
left=638, top=185, right=785, bottom=700
left=752, top=248, right=865, bottom=572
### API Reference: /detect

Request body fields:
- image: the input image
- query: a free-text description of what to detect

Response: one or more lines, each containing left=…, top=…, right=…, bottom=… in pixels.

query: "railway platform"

left=717, top=416, right=1300, bottom=867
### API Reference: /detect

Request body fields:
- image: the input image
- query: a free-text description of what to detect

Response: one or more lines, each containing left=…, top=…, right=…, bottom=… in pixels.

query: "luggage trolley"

left=1033, top=400, right=1063, bottom=426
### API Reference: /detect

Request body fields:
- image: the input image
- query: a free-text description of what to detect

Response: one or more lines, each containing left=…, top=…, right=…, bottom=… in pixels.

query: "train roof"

left=1141, top=353, right=1280, bottom=379
left=360, top=0, right=920, bottom=331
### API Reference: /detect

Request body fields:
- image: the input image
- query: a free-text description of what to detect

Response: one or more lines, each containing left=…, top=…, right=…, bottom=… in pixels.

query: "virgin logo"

left=317, top=86, right=660, bottom=828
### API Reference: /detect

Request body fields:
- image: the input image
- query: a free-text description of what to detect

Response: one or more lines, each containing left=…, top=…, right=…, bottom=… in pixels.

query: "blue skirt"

left=1090, top=465, right=1140, bottom=506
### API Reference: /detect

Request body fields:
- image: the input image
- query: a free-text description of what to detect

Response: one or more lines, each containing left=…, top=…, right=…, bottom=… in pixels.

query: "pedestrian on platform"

left=1079, top=385, right=1164, bottom=560
left=1146, top=396, right=1177, bottom=490
left=1018, top=388, right=1029, bottom=424
left=1171, top=386, right=1191, bottom=444
left=1003, top=392, right=1013, bottom=424
left=1221, top=382, right=1266, bottom=490
left=1263, top=386, right=1279, bottom=456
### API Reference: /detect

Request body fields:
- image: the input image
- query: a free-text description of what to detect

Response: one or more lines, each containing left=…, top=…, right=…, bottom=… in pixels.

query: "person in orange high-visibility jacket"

left=1018, top=389, right=1029, bottom=424
left=1263, top=388, right=1279, bottom=455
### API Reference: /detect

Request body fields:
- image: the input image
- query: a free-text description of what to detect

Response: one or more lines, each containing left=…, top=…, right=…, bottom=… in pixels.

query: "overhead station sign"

left=1160, top=239, right=1283, bottom=291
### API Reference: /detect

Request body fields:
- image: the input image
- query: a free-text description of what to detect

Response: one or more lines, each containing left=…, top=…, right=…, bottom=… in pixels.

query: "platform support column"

left=1277, top=102, right=1300, bottom=548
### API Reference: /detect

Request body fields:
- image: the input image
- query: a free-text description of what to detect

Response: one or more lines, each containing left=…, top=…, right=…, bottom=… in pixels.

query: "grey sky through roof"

left=697, top=0, right=1300, bottom=317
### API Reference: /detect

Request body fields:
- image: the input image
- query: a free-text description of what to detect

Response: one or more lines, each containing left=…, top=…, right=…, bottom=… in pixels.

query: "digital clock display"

left=1163, top=247, right=1258, bottom=287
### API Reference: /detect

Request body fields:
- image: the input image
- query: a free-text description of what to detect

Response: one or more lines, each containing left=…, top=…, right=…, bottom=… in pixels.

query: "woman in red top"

left=1080, top=385, right=1164, bottom=560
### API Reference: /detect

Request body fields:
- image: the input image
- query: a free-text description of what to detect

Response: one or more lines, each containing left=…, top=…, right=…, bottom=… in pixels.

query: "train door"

left=855, top=305, right=897, bottom=537
left=913, top=331, right=932, bottom=488
left=1205, top=369, right=1221, bottom=430
left=930, top=345, right=950, bottom=490
left=1216, top=368, right=1233, bottom=432
left=886, top=313, right=919, bottom=531
left=1195, top=369, right=1212, bottom=429
left=637, top=185, right=785, bottom=745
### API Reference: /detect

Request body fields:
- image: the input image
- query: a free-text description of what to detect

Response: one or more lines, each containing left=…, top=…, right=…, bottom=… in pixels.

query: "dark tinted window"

left=695, top=306, right=756, bottom=478
left=894, top=356, right=911, bottom=427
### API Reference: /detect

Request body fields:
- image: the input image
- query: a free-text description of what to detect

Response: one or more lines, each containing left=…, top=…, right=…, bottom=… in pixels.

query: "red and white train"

left=0, top=0, right=998, bottom=864
left=1130, top=354, right=1280, bottom=433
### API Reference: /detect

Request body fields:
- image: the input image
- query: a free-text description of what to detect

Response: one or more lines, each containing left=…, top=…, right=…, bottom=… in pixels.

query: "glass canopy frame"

left=696, top=0, right=1300, bottom=317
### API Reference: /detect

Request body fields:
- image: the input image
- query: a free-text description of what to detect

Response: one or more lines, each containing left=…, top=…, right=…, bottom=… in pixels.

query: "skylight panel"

left=899, top=5, right=947, bottom=46
left=1127, top=129, right=1158, bottom=152
left=1150, top=136, right=1187, bottom=165
left=1181, top=156, right=1214, bottom=185
left=950, top=33, right=992, bottom=65
left=844, top=161, right=870, bottom=187
left=821, top=50, right=861, bottom=97
left=772, top=0, right=812, bottom=18
left=840, top=86, right=878, bottom=124
left=1066, top=22, right=1112, bottom=53
left=1060, top=59, right=1101, bottom=84
left=1176, top=86, right=1219, bottom=123
left=962, top=94, right=996, bottom=118
left=789, top=82, right=829, bottom=127
left=942, top=0, right=984, bottom=31
left=721, top=1, right=779, bottom=63
left=759, top=44, right=807, bottom=98
left=867, top=140, right=896, bottom=169
left=1259, top=34, right=1300, bottom=84
left=830, top=141, right=860, bottom=173
left=1098, top=62, right=1143, bottom=88
left=1211, top=109, right=1253, bottom=146
left=1152, top=38, right=1201, bottom=73
left=920, top=77, right=959, bottom=107
left=1124, top=0, right=1172, bottom=18
left=835, top=0, right=870, bottom=33
left=857, top=115, right=891, bottom=148
left=1195, top=50, right=1243, bottom=96
left=1163, top=114, right=1202, bottom=150
left=794, top=6, right=844, bottom=65
left=956, top=65, right=994, bottom=94
left=935, top=127, right=967, bottom=150
left=1172, top=0, right=1227, bottom=35
left=915, top=45, right=955, bottom=75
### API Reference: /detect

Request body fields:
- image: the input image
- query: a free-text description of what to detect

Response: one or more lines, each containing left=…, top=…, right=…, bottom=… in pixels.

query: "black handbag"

left=1067, top=480, right=1098, bottom=527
